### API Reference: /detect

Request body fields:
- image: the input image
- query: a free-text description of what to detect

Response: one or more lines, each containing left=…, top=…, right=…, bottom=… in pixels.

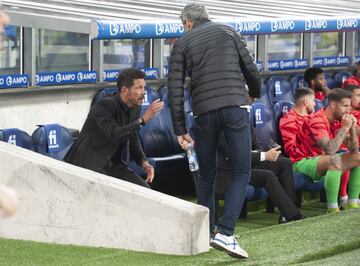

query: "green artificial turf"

left=0, top=201, right=359, bottom=266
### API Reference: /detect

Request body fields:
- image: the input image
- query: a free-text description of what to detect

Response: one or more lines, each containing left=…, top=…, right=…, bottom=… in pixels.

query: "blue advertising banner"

left=267, top=59, right=308, bottom=71
left=35, top=71, right=97, bottom=86
left=103, top=70, right=120, bottom=82
left=141, top=68, right=159, bottom=79
left=355, top=56, right=360, bottom=64
left=103, top=68, right=159, bottom=82
left=91, top=17, right=360, bottom=39
left=312, top=56, right=350, bottom=67
left=0, top=74, right=29, bottom=89
left=92, top=20, right=185, bottom=39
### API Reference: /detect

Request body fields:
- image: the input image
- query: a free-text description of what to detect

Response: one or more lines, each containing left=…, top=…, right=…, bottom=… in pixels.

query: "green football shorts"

left=293, top=156, right=323, bottom=182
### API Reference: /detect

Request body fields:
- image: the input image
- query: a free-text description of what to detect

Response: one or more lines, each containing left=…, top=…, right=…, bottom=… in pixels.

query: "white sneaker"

left=210, top=233, right=248, bottom=259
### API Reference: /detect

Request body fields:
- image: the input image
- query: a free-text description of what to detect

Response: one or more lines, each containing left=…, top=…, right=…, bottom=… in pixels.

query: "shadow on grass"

left=291, top=238, right=360, bottom=264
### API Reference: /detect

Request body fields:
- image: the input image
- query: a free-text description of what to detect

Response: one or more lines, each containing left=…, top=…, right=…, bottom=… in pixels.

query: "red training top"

left=279, top=108, right=308, bottom=157
left=342, top=75, right=360, bottom=88
left=291, top=109, right=338, bottom=163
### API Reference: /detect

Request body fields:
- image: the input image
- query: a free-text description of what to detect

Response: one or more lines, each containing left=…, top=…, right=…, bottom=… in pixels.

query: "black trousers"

left=251, top=157, right=299, bottom=219
left=103, top=163, right=150, bottom=189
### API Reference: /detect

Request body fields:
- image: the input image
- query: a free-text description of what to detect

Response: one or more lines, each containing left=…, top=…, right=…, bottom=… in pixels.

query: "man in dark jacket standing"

left=168, top=3, right=261, bottom=259
left=64, top=68, right=164, bottom=188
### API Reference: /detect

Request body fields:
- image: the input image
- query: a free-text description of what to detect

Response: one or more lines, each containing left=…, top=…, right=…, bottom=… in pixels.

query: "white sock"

left=348, top=198, right=358, bottom=205
left=327, top=203, right=339, bottom=209
left=340, top=195, right=348, bottom=202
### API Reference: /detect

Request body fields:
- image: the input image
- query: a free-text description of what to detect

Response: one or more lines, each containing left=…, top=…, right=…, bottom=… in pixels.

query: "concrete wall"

left=0, top=88, right=95, bottom=133
left=0, top=81, right=162, bottom=134
left=0, top=142, right=209, bottom=255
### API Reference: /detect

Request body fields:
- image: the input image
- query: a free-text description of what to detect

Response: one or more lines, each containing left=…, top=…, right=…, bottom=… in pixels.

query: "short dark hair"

left=344, top=84, right=360, bottom=93
left=327, top=88, right=352, bottom=103
left=304, top=67, right=324, bottom=85
left=117, top=68, right=145, bottom=93
left=294, top=88, right=314, bottom=104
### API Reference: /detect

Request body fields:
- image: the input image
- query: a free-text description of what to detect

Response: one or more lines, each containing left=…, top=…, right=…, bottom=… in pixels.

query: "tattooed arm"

left=317, top=114, right=353, bottom=155
left=317, top=128, right=348, bottom=155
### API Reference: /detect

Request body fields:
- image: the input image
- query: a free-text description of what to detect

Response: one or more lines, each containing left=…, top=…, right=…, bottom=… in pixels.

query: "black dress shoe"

left=292, top=214, right=306, bottom=221
left=278, top=214, right=306, bottom=224
left=278, top=215, right=288, bottom=224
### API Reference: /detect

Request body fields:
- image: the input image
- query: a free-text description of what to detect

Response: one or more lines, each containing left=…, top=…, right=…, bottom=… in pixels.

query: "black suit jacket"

left=64, top=95, right=146, bottom=172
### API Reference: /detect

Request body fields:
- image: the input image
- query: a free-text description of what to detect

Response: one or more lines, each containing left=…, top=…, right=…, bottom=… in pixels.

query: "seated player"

left=280, top=88, right=315, bottom=157
left=339, top=84, right=360, bottom=208
left=304, top=67, right=331, bottom=101
left=342, top=61, right=360, bottom=88
left=290, top=89, right=360, bottom=212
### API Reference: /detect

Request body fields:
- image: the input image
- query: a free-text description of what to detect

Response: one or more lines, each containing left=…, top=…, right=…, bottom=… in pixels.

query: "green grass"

left=0, top=201, right=359, bottom=265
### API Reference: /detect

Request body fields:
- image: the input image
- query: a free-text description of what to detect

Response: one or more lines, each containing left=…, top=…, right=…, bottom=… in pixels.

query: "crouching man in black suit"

left=64, top=68, right=164, bottom=188
left=216, top=128, right=304, bottom=223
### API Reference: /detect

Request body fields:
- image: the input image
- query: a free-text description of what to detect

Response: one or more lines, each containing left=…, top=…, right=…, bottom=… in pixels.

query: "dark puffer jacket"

left=168, top=19, right=261, bottom=136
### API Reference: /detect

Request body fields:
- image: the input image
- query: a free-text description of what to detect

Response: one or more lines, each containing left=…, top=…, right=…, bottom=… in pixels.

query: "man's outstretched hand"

left=142, top=99, right=164, bottom=123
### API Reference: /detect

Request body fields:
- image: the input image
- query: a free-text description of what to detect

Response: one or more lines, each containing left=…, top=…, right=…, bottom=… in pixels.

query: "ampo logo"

left=35, top=75, right=39, bottom=84
left=56, top=73, right=62, bottom=83
left=280, top=61, right=284, bottom=69
left=271, top=20, right=295, bottom=32
left=77, top=72, right=83, bottom=82
left=155, top=23, right=184, bottom=36
left=6, top=76, right=12, bottom=86
left=0, top=77, right=4, bottom=85
left=235, top=21, right=261, bottom=33
left=337, top=19, right=358, bottom=30
left=110, top=23, right=119, bottom=36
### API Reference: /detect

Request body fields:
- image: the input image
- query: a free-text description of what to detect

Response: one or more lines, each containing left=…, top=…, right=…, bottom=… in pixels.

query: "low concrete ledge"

left=0, top=142, right=209, bottom=255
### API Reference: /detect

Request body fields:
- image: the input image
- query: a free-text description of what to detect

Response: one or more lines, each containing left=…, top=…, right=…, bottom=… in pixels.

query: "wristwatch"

left=139, top=117, right=146, bottom=127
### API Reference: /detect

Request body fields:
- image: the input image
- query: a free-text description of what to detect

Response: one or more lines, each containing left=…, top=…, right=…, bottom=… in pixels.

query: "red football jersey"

left=279, top=109, right=308, bottom=157
left=342, top=75, right=360, bottom=88
left=291, top=109, right=338, bottom=162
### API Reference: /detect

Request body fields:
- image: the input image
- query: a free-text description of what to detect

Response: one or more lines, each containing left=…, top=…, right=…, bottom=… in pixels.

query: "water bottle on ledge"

left=186, top=143, right=199, bottom=172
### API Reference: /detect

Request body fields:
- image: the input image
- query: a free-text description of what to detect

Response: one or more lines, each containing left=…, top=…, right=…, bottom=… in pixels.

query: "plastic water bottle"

left=186, top=143, right=199, bottom=172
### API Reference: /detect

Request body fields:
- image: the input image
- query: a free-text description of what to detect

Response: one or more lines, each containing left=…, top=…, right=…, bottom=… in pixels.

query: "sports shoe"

left=327, top=207, right=340, bottom=214
left=339, top=196, right=348, bottom=210
left=345, top=203, right=360, bottom=210
left=210, top=232, right=248, bottom=259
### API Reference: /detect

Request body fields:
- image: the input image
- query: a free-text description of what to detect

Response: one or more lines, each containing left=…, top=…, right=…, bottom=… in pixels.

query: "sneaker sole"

left=210, top=240, right=248, bottom=259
